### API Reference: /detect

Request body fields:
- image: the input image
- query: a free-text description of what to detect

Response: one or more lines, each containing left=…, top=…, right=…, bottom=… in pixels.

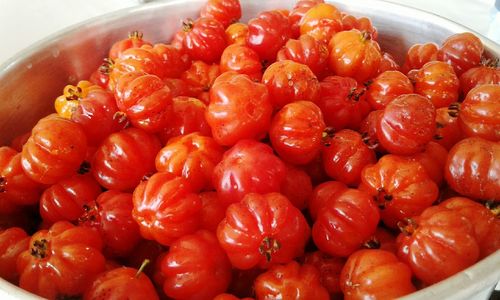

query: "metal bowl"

left=0, top=0, right=498, bottom=299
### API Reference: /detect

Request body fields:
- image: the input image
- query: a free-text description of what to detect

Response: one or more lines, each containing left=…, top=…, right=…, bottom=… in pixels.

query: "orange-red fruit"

left=437, top=32, right=483, bottom=76
left=413, top=61, right=460, bottom=108
left=401, top=42, right=438, bottom=73
left=299, top=3, right=343, bottom=44
left=277, top=34, right=329, bottom=78
left=0, top=227, right=30, bottom=283
left=366, top=70, right=414, bottom=110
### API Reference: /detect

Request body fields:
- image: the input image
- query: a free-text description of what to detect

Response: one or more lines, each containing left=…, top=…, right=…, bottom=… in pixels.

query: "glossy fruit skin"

left=359, top=110, right=385, bottom=152
left=280, top=164, right=313, bottom=210
left=371, top=227, right=398, bottom=254
left=377, top=94, right=436, bottom=155
left=39, top=174, right=101, bottom=225
left=459, top=65, right=500, bottom=95
left=313, top=189, right=380, bottom=257
left=0, top=227, right=29, bottom=283
left=340, top=249, right=415, bottom=300
left=200, top=0, right=242, bottom=28
left=437, top=32, right=483, bottom=76
left=405, top=141, right=448, bottom=186
left=217, top=193, right=310, bottom=269
left=440, top=197, right=500, bottom=258
left=254, top=261, right=329, bottom=300
left=220, top=44, right=262, bottom=81
left=322, top=129, right=377, bottom=186
left=378, top=52, right=400, bottom=73
left=401, top=42, right=438, bottom=73
left=206, top=72, right=273, bottom=146
left=109, top=31, right=151, bottom=60
left=155, top=133, right=224, bottom=191
left=84, top=266, right=159, bottom=300
left=289, top=0, right=324, bottom=38
left=71, top=85, right=127, bottom=146
left=445, top=137, right=499, bottom=200
left=304, top=251, right=345, bottom=295
left=458, top=84, right=500, bottom=141
left=21, top=114, right=88, bottom=185
left=277, top=34, right=329, bottom=78
left=397, top=206, right=480, bottom=285
left=308, top=181, right=347, bottom=221
left=162, top=77, right=190, bottom=97
left=317, top=76, right=371, bottom=130
left=92, top=127, right=161, bottom=191
left=269, top=101, right=325, bottom=164
left=0, top=147, right=43, bottom=208
left=183, top=17, right=227, bottom=63
left=299, top=3, right=343, bottom=44
left=366, top=70, right=414, bottom=110
left=213, top=140, right=286, bottom=205
left=328, top=30, right=381, bottom=83
left=181, top=60, right=221, bottom=102
left=132, top=172, right=202, bottom=246
left=161, top=230, right=232, bottom=299
left=54, top=81, right=101, bottom=119
left=360, top=154, right=439, bottom=228
left=115, top=71, right=173, bottom=133
left=434, top=106, right=463, bottom=150
left=413, top=61, right=460, bottom=108
left=199, top=191, right=227, bottom=232
left=79, top=191, right=141, bottom=257
left=247, top=10, right=291, bottom=61
left=225, top=22, right=248, bottom=45
left=158, top=96, right=211, bottom=143
left=214, top=294, right=252, bottom=300
left=144, top=43, right=191, bottom=78
left=17, top=221, right=105, bottom=299
left=262, top=60, right=320, bottom=108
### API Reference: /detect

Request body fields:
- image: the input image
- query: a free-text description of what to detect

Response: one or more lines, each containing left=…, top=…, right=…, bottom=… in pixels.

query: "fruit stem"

left=397, top=218, right=418, bottom=236
left=258, top=237, right=280, bottom=262
left=136, top=259, right=150, bottom=278
left=182, top=19, right=194, bottom=32
left=30, top=239, right=49, bottom=259
left=129, top=30, right=143, bottom=40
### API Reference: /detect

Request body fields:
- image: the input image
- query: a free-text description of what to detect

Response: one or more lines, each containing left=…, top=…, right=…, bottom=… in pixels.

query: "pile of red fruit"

left=0, top=0, right=499, bottom=299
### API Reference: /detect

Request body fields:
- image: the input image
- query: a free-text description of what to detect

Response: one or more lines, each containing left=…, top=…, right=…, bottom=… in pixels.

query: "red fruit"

left=206, top=72, right=273, bottom=146
left=225, top=22, right=248, bottom=45
left=262, top=60, right=320, bottom=108
left=213, top=140, right=286, bottom=206
left=254, top=261, right=329, bottom=300
left=397, top=206, right=480, bottom=285
left=405, top=141, right=448, bottom=185
left=317, top=75, right=371, bottom=130
left=328, top=30, right=381, bottom=83
left=181, top=60, right=221, bottom=101
left=304, top=251, right=345, bottom=296
left=199, top=191, right=227, bottom=232
left=247, top=10, right=291, bottom=61
left=0, top=147, right=43, bottom=208
left=377, top=94, right=436, bottom=155
left=79, top=191, right=141, bottom=257
left=145, top=43, right=191, bottom=78
left=39, top=174, right=101, bottom=225
left=459, top=63, right=500, bottom=95
left=289, top=0, right=325, bottom=38
left=341, top=14, right=378, bottom=40
left=200, top=0, right=242, bottom=28
left=280, top=164, right=313, bottom=210
left=183, top=17, right=227, bottom=63
left=0, top=227, right=29, bottom=283
left=132, top=172, right=202, bottom=246
left=445, top=137, right=499, bottom=201
left=401, top=42, right=438, bottom=73
left=125, top=240, right=165, bottom=278
left=220, top=44, right=262, bottom=81
left=437, top=32, right=483, bottom=76
left=413, top=61, right=460, bottom=108
left=359, top=110, right=385, bottom=152
left=84, top=266, right=159, bottom=300
left=158, top=96, right=211, bottom=143
left=270, top=101, right=325, bottom=164
left=340, top=249, right=415, bottom=300
left=378, top=52, right=400, bottom=73
left=458, top=84, right=500, bottom=141
left=299, top=3, right=343, bottom=44
left=9, top=132, right=30, bottom=153
left=115, top=71, right=173, bottom=133
left=434, top=106, right=463, bottom=150
left=366, top=71, right=414, bottom=110
left=313, top=189, right=380, bottom=257
left=440, top=197, right=500, bottom=258
left=161, top=230, right=232, bottom=299
left=155, top=133, right=224, bottom=191
left=322, top=129, right=376, bottom=186
left=360, top=154, right=439, bottom=228
left=370, top=227, right=398, bottom=254
left=217, top=193, right=310, bottom=269
left=308, top=181, right=347, bottom=221
left=21, top=114, right=87, bottom=185
left=109, top=31, right=152, bottom=60
left=277, top=34, right=329, bottom=78
left=17, top=221, right=105, bottom=299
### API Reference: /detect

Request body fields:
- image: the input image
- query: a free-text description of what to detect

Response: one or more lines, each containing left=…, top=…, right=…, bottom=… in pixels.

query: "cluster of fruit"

left=0, top=0, right=499, bottom=299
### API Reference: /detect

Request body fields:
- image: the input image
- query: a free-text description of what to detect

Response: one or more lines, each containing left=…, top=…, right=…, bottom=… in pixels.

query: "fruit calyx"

left=259, top=236, right=281, bottom=262
left=31, top=238, right=49, bottom=259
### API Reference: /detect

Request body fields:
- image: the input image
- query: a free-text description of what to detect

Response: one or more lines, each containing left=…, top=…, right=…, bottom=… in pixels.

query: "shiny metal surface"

left=0, top=0, right=498, bottom=299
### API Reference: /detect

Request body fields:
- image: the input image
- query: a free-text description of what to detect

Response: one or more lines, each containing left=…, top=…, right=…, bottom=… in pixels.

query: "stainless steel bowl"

left=0, top=0, right=499, bottom=299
